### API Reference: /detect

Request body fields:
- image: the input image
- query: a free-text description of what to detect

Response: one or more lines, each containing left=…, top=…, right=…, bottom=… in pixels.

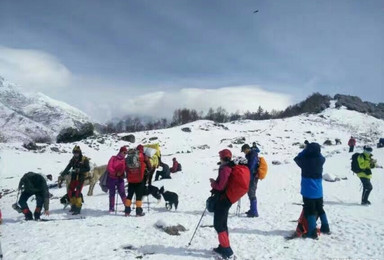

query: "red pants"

left=68, top=180, right=84, bottom=200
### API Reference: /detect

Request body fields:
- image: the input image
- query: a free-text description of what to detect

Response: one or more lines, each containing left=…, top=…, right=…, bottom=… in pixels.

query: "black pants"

left=302, top=197, right=325, bottom=217
left=127, top=181, right=145, bottom=201
left=213, top=195, right=232, bottom=233
left=360, top=178, right=373, bottom=203
left=349, top=146, right=354, bottom=152
left=155, top=170, right=171, bottom=181
left=19, top=192, right=44, bottom=211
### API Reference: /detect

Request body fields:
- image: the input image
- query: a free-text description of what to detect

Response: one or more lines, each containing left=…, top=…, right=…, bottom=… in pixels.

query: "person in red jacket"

left=170, top=157, right=180, bottom=173
left=107, top=146, right=128, bottom=213
left=125, top=145, right=152, bottom=216
left=209, top=149, right=234, bottom=259
left=348, top=136, right=356, bottom=153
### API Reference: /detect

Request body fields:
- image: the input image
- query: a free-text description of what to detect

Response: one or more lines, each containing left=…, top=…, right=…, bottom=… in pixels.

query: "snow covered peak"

left=0, top=76, right=94, bottom=143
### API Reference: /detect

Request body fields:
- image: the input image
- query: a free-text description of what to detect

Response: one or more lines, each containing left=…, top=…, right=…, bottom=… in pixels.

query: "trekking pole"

left=236, top=198, right=241, bottom=216
left=115, top=187, right=118, bottom=215
left=147, top=193, right=150, bottom=213
left=187, top=207, right=207, bottom=247
left=15, top=188, right=20, bottom=204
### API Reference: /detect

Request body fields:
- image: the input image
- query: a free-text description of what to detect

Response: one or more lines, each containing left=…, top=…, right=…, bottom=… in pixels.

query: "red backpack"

left=125, top=148, right=145, bottom=183
left=225, top=165, right=250, bottom=204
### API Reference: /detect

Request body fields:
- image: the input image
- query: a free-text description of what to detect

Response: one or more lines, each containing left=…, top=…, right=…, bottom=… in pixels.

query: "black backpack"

left=351, top=153, right=362, bottom=173
left=177, top=163, right=182, bottom=172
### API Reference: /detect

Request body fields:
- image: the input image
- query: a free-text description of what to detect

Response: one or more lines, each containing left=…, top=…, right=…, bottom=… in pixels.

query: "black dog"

left=159, top=186, right=178, bottom=210
left=143, top=185, right=161, bottom=200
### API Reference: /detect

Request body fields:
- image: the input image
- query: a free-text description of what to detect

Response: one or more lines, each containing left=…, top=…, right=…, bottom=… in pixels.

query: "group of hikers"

left=3, top=136, right=379, bottom=259
left=208, top=139, right=377, bottom=259
left=11, top=144, right=181, bottom=220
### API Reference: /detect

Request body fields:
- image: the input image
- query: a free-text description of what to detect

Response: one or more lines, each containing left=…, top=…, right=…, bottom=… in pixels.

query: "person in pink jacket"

left=107, top=146, right=128, bottom=213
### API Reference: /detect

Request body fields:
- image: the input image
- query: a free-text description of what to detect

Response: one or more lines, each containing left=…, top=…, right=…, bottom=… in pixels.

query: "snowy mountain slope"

left=0, top=107, right=384, bottom=260
left=0, top=76, right=93, bottom=142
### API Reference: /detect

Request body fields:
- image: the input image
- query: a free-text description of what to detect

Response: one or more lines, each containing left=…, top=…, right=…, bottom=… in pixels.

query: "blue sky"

left=0, top=0, right=383, bottom=121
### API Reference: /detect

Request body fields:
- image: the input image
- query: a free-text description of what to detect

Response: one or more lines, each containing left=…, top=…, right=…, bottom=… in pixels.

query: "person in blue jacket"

left=294, top=142, right=330, bottom=238
left=241, top=144, right=259, bottom=217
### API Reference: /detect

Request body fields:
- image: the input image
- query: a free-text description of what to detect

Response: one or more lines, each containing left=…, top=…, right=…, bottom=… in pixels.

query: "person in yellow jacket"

left=357, top=146, right=376, bottom=205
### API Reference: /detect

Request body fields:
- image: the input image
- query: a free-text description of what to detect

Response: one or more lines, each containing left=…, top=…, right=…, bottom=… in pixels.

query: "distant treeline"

left=102, top=93, right=332, bottom=133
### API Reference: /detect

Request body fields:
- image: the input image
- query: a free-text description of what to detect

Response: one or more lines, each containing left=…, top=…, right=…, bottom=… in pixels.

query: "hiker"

left=17, top=172, right=50, bottom=220
left=348, top=136, right=356, bottom=153
left=125, top=145, right=152, bottom=216
left=60, top=145, right=90, bottom=215
left=154, top=162, right=171, bottom=181
left=378, top=138, right=384, bottom=148
left=241, top=144, right=259, bottom=217
left=107, top=146, right=129, bottom=213
left=170, top=157, right=181, bottom=173
left=209, top=149, right=234, bottom=259
left=335, top=138, right=342, bottom=145
left=294, top=142, right=330, bottom=239
left=251, top=142, right=261, bottom=153
left=356, top=146, right=376, bottom=205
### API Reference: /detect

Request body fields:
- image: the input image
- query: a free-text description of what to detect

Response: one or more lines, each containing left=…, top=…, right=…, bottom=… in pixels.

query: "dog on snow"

left=159, top=186, right=178, bottom=211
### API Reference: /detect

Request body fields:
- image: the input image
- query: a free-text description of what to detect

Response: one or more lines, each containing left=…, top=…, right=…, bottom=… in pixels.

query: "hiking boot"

left=217, top=247, right=234, bottom=259
left=34, top=211, right=41, bottom=221
left=125, top=206, right=131, bottom=216
left=213, top=245, right=224, bottom=255
left=361, top=201, right=371, bottom=206
left=246, top=212, right=259, bottom=218
left=23, top=209, right=33, bottom=221
left=320, top=224, right=330, bottom=234
left=136, top=207, right=145, bottom=217
left=69, top=205, right=75, bottom=212
left=72, top=206, right=81, bottom=215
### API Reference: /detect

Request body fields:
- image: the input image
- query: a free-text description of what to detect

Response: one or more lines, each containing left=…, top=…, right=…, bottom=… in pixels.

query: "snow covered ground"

left=1, top=107, right=384, bottom=260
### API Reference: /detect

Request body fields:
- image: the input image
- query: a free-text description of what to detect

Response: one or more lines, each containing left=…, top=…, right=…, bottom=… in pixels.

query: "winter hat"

left=241, top=144, right=251, bottom=152
left=363, top=145, right=373, bottom=153
left=137, top=144, right=144, bottom=152
left=304, top=140, right=309, bottom=145
left=172, top=157, right=176, bottom=161
left=219, top=149, right=232, bottom=160
left=119, top=146, right=128, bottom=153
left=72, top=145, right=81, bottom=153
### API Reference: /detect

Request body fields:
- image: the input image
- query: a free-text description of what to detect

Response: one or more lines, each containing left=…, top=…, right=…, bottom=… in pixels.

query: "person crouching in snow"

left=209, top=149, right=234, bottom=259
left=107, top=146, right=129, bottom=213
left=294, top=142, right=330, bottom=238
left=18, top=172, right=50, bottom=221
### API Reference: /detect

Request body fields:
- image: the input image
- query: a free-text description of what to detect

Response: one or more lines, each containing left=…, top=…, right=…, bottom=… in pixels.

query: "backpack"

left=177, top=163, right=182, bottom=172
left=226, top=165, right=250, bottom=204
left=126, top=149, right=140, bottom=169
left=257, top=157, right=268, bottom=180
left=351, top=153, right=362, bottom=173
left=125, top=148, right=145, bottom=183
left=99, top=170, right=109, bottom=193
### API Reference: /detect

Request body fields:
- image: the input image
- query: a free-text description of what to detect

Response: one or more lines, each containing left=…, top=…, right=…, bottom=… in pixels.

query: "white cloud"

left=100, top=86, right=293, bottom=120
left=0, top=46, right=72, bottom=90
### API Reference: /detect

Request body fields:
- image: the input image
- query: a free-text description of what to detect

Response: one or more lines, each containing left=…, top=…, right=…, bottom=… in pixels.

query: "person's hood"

left=305, top=142, right=321, bottom=156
